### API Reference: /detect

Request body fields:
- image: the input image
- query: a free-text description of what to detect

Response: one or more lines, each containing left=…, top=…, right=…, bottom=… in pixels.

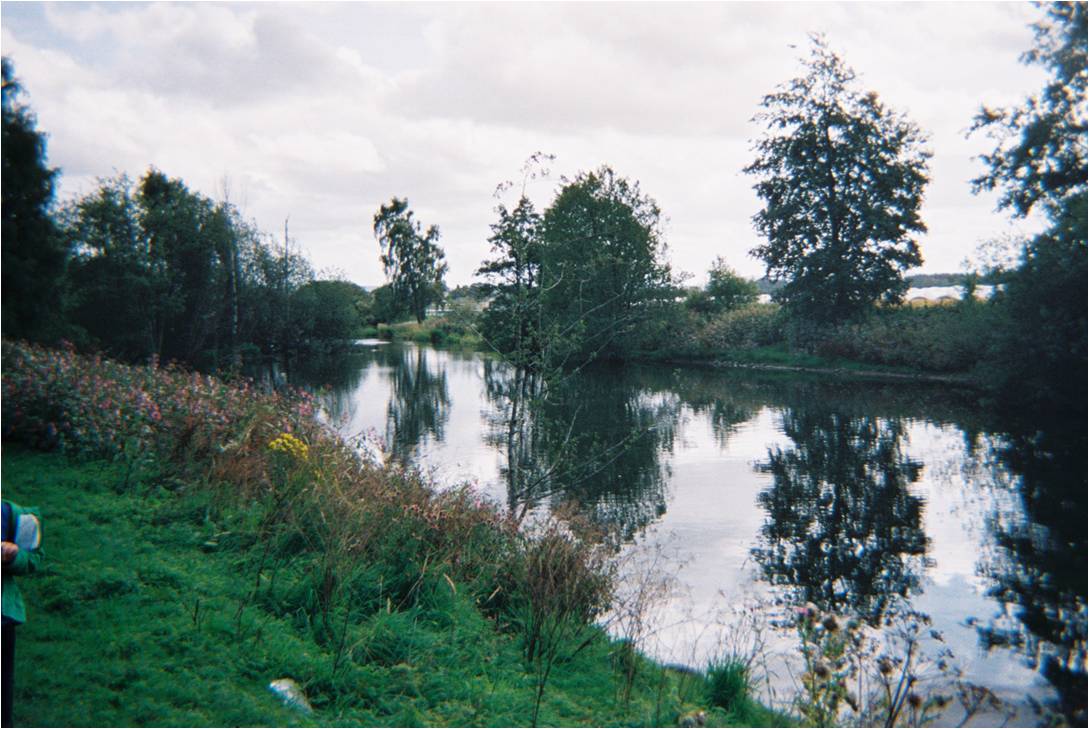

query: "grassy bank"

left=1, top=341, right=788, bottom=727
left=627, top=300, right=1005, bottom=385
left=634, top=345, right=976, bottom=386
left=376, top=317, right=483, bottom=350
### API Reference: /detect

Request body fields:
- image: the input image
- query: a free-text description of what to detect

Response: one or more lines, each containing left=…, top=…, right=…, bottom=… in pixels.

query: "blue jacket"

left=2, top=500, right=43, bottom=625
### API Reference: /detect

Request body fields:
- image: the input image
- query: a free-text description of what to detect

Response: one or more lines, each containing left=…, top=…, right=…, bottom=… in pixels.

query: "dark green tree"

left=138, top=169, right=222, bottom=364
left=365, top=283, right=407, bottom=325
left=745, top=37, right=931, bottom=322
left=1, top=57, right=67, bottom=341
left=63, top=174, right=159, bottom=360
left=705, top=257, right=758, bottom=312
left=64, top=170, right=321, bottom=368
left=972, top=2, right=1086, bottom=224
left=372, top=198, right=447, bottom=324
left=538, top=165, right=671, bottom=365
left=65, top=170, right=229, bottom=365
left=971, top=2, right=1087, bottom=410
left=291, top=279, right=365, bottom=343
left=477, top=194, right=542, bottom=365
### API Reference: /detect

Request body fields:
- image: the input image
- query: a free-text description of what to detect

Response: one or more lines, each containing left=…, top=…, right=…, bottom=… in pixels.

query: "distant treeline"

left=1, top=58, right=410, bottom=371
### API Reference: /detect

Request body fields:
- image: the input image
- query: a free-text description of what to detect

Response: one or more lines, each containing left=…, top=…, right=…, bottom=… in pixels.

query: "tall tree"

left=745, top=37, right=931, bottom=323
left=477, top=195, right=542, bottom=364
left=972, top=2, right=1087, bottom=225
left=1, top=57, right=67, bottom=341
left=64, top=170, right=317, bottom=368
left=538, top=165, right=671, bottom=365
left=372, top=198, right=447, bottom=324
left=971, top=2, right=1087, bottom=409
left=476, top=152, right=554, bottom=367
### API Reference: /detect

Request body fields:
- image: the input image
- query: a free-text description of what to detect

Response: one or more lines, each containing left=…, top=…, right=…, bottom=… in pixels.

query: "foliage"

left=60, top=170, right=351, bottom=369
left=290, top=279, right=368, bottom=342
left=363, top=283, right=409, bottom=326
left=700, top=304, right=786, bottom=352
left=373, top=198, right=448, bottom=324
left=1, top=57, right=67, bottom=342
left=745, top=36, right=930, bottom=323
left=971, top=2, right=1086, bottom=223
left=705, top=258, right=759, bottom=313
left=538, top=165, right=673, bottom=366
left=971, top=2, right=1087, bottom=411
left=795, top=302, right=1004, bottom=374
left=477, top=193, right=543, bottom=366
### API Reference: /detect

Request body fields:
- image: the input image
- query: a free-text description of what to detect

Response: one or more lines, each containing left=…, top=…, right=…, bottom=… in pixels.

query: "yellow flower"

left=269, top=432, right=309, bottom=460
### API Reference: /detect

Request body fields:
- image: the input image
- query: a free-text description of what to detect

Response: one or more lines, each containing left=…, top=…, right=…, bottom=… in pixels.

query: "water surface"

left=291, top=343, right=1086, bottom=725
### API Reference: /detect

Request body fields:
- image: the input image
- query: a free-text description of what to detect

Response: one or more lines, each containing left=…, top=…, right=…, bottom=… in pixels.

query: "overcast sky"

left=1, top=1, right=1049, bottom=287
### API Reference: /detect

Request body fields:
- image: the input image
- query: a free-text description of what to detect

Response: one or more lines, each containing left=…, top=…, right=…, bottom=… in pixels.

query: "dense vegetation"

left=1, top=341, right=788, bottom=727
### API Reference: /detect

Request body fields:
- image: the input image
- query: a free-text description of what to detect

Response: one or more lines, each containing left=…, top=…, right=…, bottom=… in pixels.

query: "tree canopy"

left=477, top=194, right=542, bottom=364
left=971, top=2, right=1087, bottom=410
left=706, top=258, right=758, bottom=312
left=972, top=1, right=1087, bottom=227
left=745, top=37, right=931, bottom=323
left=538, top=166, right=671, bottom=365
left=373, top=198, right=448, bottom=324
left=2, top=57, right=66, bottom=341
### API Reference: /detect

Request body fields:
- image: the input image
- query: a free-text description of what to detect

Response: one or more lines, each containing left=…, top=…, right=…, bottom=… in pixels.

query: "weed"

left=706, top=659, right=750, bottom=712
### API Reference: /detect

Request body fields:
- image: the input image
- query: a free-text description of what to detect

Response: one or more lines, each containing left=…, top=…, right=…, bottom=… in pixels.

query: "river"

left=283, top=341, right=1085, bottom=726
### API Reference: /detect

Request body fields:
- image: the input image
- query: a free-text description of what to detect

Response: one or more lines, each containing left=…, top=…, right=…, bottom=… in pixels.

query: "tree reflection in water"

left=385, top=346, right=450, bottom=462
left=482, top=359, right=677, bottom=540
left=752, top=410, right=930, bottom=624
left=978, top=425, right=1087, bottom=724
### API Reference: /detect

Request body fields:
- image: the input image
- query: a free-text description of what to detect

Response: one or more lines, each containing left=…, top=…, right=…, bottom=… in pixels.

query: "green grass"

left=380, top=318, right=483, bottom=350
left=637, top=345, right=962, bottom=383
left=2, top=447, right=790, bottom=727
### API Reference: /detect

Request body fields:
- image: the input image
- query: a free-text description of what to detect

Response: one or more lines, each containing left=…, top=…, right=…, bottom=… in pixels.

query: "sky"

left=0, top=1, right=1050, bottom=288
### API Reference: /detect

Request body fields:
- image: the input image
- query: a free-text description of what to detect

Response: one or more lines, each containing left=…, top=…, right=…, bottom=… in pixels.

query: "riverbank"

left=633, top=346, right=978, bottom=387
left=0, top=340, right=790, bottom=727
left=377, top=299, right=1002, bottom=389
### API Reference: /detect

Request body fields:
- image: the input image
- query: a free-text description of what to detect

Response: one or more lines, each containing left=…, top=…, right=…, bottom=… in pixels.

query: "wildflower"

left=907, top=693, right=922, bottom=709
left=813, top=660, right=831, bottom=679
left=269, top=432, right=310, bottom=460
left=878, top=658, right=893, bottom=676
left=821, top=615, right=840, bottom=632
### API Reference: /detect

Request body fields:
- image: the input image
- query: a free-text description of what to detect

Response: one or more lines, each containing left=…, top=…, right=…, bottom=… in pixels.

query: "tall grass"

left=3, top=339, right=796, bottom=726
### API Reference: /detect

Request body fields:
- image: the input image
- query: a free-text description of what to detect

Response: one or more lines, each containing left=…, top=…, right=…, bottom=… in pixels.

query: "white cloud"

left=0, top=1, right=1051, bottom=286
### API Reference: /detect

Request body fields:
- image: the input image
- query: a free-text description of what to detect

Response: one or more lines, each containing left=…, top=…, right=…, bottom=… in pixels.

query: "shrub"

left=796, top=303, right=1005, bottom=373
left=701, top=304, right=786, bottom=351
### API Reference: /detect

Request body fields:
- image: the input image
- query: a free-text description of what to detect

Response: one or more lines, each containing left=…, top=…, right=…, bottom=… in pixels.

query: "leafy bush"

left=701, top=304, right=786, bottom=351
left=797, top=303, right=1005, bottom=373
